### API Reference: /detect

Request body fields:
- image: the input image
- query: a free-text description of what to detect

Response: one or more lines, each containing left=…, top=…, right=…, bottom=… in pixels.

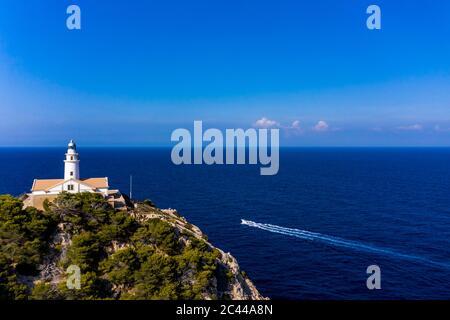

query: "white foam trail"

left=241, top=219, right=450, bottom=270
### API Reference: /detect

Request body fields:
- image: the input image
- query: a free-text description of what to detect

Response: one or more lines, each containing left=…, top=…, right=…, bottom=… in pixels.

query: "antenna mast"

left=130, top=175, right=133, bottom=199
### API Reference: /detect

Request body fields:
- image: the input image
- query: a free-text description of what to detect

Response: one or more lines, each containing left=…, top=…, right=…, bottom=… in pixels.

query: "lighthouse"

left=26, top=140, right=127, bottom=210
left=64, top=139, right=80, bottom=180
left=29, top=139, right=109, bottom=195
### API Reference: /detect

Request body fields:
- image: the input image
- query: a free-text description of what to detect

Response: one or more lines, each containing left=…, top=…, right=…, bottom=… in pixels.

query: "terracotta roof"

left=81, top=178, right=109, bottom=189
left=32, top=179, right=64, bottom=191
left=31, top=177, right=109, bottom=191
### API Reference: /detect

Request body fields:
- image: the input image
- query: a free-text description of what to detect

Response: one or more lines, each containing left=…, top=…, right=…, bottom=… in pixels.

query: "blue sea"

left=1, top=147, right=450, bottom=299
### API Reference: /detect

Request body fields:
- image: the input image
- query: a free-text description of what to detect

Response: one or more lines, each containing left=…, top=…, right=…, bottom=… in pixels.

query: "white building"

left=25, top=140, right=126, bottom=210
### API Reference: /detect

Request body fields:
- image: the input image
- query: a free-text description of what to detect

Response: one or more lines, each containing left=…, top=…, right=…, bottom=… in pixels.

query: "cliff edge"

left=0, top=193, right=266, bottom=300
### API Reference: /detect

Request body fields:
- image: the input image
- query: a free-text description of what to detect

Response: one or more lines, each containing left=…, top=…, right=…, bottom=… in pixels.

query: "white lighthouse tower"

left=64, top=139, right=80, bottom=180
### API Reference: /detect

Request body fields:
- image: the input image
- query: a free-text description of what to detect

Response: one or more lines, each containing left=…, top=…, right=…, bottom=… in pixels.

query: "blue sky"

left=0, top=0, right=450, bottom=146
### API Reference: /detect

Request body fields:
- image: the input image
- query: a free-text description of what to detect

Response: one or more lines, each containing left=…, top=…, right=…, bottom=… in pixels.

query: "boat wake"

left=241, top=219, right=450, bottom=270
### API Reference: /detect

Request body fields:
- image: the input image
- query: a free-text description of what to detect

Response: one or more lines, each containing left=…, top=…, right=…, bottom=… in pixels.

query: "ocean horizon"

left=1, top=147, right=450, bottom=299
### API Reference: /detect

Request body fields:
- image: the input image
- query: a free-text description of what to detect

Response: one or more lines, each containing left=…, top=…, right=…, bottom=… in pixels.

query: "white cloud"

left=434, top=125, right=450, bottom=132
left=397, top=124, right=423, bottom=131
left=291, top=120, right=301, bottom=129
left=313, top=120, right=329, bottom=132
left=254, top=117, right=279, bottom=129
left=283, top=120, right=303, bottom=136
left=253, top=118, right=303, bottom=136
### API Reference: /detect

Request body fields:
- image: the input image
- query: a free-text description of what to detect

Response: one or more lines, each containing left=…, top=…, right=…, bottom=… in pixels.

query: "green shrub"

left=30, top=282, right=61, bottom=300
left=143, top=199, right=155, bottom=208
left=0, top=193, right=226, bottom=301
left=132, top=219, right=179, bottom=255
left=100, top=248, right=139, bottom=287
left=64, top=232, right=101, bottom=272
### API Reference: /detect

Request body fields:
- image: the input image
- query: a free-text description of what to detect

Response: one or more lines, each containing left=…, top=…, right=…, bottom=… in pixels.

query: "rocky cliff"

left=0, top=193, right=266, bottom=300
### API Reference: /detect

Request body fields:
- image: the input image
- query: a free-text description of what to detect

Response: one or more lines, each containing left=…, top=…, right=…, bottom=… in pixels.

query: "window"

left=70, top=171, right=73, bottom=176
left=71, top=156, right=73, bottom=160
left=68, top=185, right=74, bottom=191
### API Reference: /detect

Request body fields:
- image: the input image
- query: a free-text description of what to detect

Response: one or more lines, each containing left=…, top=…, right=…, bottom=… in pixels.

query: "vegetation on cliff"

left=0, top=193, right=263, bottom=300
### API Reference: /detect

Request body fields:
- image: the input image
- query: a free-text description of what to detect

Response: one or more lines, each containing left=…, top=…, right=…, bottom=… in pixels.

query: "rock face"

left=155, top=208, right=266, bottom=300
left=20, top=194, right=266, bottom=300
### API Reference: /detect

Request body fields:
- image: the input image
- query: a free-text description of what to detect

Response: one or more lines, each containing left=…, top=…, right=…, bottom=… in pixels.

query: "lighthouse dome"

left=68, top=139, right=77, bottom=150
left=65, top=139, right=80, bottom=180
